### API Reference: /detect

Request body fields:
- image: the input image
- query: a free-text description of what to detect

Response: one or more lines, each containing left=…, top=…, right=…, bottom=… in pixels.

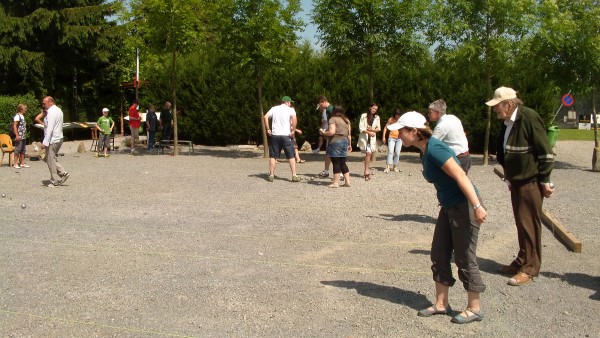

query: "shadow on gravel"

left=553, top=160, right=587, bottom=170
left=408, top=249, right=430, bottom=256
left=541, top=272, right=600, bottom=300
left=372, top=213, right=436, bottom=224
left=195, top=148, right=263, bottom=158
left=320, top=280, right=429, bottom=310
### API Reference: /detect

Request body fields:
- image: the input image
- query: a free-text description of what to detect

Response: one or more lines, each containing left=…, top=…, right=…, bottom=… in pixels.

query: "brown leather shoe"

left=508, top=272, right=532, bottom=286
left=498, top=264, right=519, bottom=275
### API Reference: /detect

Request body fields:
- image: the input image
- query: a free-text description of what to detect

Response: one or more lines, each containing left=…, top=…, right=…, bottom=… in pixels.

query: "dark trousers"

left=148, top=130, right=156, bottom=149
left=510, top=181, right=543, bottom=276
left=431, top=202, right=486, bottom=293
left=162, top=125, right=172, bottom=141
left=331, top=157, right=349, bottom=174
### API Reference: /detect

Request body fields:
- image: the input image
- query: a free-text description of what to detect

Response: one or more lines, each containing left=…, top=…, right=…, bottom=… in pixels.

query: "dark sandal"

left=296, top=159, right=306, bottom=163
left=364, top=173, right=371, bottom=181
left=451, top=308, right=483, bottom=324
left=417, top=305, right=452, bottom=317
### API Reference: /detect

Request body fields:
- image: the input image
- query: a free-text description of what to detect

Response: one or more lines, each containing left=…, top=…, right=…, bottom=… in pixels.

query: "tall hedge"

left=0, top=95, right=39, bottom=141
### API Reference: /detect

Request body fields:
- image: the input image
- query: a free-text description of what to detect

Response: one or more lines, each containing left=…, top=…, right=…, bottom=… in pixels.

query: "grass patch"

left=556, top=128, right=598, bottom=141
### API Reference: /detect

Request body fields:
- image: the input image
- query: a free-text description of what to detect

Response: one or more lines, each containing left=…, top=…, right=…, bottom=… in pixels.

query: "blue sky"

left=298, top=0, right=318, bottom=45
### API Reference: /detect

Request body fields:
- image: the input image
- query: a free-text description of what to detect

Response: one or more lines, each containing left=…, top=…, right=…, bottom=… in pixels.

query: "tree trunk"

left=368, top=48, right=374, bottom=102
left=172, top=49, right=179, bottom=156
left=484, top=106, right=491, bottom=165
left=258, top=75, right=267, bottom=158
left=483, top=13, right=492, bottom=166
left=592, top=88, right=599, bottom=171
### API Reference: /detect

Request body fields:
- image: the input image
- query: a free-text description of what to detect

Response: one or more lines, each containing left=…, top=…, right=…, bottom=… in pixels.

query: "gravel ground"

left=0, top=138, right=598, bottom=337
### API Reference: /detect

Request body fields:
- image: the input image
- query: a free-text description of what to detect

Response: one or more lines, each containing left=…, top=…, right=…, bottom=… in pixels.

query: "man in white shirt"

left=41, top=96, right=70, bottom=187
left=428, top=99, right=471, bottom=174
left=263, top=96, right=300, bottom=182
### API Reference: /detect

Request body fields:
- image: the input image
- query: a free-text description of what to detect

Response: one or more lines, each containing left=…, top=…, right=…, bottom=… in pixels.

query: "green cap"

left=281, top=96, right=294, bottom=103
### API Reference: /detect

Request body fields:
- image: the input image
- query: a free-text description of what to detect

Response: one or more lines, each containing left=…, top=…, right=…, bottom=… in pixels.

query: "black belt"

left=457, top=151, right=470, bottom=157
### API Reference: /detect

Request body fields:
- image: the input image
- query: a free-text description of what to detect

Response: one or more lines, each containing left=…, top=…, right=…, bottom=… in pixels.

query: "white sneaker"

left=21, top=164, right=30, bottom=168
left=13, top=164, right=21, bottom=169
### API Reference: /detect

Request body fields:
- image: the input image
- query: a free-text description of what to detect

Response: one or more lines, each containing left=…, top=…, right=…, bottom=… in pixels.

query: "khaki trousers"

left=45, top=141, right=66, bottom=184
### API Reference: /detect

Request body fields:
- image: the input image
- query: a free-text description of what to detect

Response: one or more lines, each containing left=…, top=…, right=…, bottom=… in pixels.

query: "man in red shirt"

left=128, top=99, right=141, bottom=154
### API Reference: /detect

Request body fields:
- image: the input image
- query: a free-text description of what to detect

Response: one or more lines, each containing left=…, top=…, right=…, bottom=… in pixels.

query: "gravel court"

left=0, top=139, right=598, bottom=336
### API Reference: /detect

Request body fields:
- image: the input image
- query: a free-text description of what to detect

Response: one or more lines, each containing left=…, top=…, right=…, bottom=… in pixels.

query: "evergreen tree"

left=0, top=1, right=123, bottom=120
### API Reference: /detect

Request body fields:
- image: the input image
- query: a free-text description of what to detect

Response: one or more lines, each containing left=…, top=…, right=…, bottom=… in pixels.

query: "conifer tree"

left=0, top=1, right=123, bottom=120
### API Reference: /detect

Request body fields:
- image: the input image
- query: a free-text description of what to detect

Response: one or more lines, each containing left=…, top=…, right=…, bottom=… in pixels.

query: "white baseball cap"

left=102, top=108, right=109, bottom=113
left=485, top=86, right=517, bottom=106
left=387, top=111, right=427, bottom=131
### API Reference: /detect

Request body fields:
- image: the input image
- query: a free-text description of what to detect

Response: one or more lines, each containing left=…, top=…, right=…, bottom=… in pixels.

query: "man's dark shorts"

left=269, top=135, right=295, bottom=159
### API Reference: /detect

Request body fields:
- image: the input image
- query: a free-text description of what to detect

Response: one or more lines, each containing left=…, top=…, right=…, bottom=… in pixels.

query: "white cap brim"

left=387, top=122, right=402, bottom=131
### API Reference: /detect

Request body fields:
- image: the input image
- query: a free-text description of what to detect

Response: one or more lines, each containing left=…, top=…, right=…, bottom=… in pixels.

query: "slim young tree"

left=312, top=0, right=425, bottom=102
left=220, top=0, right=302, bottom=158
left=127, top=0, right=207, bottom=155
left=425, top=0, right=537, bottom=164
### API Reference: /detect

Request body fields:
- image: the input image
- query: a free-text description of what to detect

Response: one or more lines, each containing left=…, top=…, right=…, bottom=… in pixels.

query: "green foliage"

left=0, top=95, right=40, bottom=140
left=0, top=1, right=124, bottom=122
left=313, top=0, right=427, bottom=100
left=533, top=0, right=600, bottom=93
left=4, top=0, right=600, bottom=152
left=128, top=0, right=207, bottom=55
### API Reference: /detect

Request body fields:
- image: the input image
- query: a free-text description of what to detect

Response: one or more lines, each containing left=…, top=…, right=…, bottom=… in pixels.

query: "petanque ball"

left=21, top=204, right=26, bottom=209
left=1, top=193, right=5, bottom=198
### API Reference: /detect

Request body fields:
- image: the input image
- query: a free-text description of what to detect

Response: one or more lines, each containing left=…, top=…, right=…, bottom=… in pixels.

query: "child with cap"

left=95, top=108, right=114, bottom=158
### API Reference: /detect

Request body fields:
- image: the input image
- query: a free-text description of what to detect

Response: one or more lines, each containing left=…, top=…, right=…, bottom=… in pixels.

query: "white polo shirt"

left=266, top=103, right=296, bottom=136
left=432, top=114, right=469, bottom=155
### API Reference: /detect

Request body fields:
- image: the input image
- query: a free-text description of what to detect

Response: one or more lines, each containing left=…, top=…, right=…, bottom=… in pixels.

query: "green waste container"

left=547, top=126, right=559, bottom=148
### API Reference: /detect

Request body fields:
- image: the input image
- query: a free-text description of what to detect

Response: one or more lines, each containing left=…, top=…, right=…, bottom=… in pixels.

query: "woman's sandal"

left=417, top=305, right=452, bottom=317
left=450, top=308, right=483, bottom=324
left=364, top=173, right=371, bottom=181
left=296, top=159, right=306, bottom=163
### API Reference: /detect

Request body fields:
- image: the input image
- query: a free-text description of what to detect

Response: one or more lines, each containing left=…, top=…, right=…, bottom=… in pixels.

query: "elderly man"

left=41, top=96, right=70, bottom=187
left=263, top=96, right=301, bottom=182
left=428, top=99, right=471, bottom=174
left=486, top=86, right=555, bottom=286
